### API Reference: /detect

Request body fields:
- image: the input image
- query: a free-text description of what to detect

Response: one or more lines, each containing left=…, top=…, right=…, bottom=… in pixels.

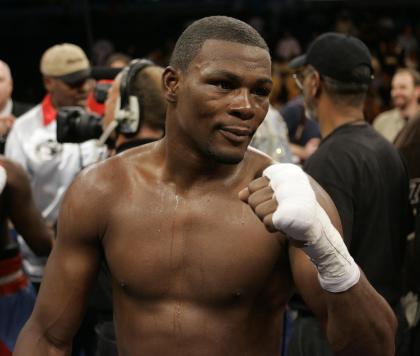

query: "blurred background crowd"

left=2, top=0, right=420, bottom=120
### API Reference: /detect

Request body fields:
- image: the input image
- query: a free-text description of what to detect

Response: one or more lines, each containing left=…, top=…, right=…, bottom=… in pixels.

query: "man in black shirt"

left=395, top=114, right=420, bottom=355
left=286, top=33, right=411, bottom=356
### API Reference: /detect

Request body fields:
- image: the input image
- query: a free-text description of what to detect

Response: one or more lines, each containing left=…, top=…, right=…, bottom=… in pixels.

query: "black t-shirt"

left=395, top=116, right=420, bottom=293
left=304, top=122, right=410, bottom=305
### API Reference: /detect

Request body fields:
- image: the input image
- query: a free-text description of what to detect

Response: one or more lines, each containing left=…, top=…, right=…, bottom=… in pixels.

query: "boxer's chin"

left=206, top=146, right=245, bottom=165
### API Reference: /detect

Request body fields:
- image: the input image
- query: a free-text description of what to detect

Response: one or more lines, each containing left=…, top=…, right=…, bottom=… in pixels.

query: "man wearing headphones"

left=82, top=59, right=167, bottom=356
left=102, top=59, right=166, bottom=155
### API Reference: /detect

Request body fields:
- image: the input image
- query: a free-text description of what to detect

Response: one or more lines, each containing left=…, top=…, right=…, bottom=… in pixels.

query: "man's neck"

left=159, top=136, right=243, bottom=192
left=317, top=97, right=365, bottom=138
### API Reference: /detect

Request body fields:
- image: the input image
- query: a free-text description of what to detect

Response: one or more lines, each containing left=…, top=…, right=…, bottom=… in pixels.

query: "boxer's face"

left=173, top=39, right=272, bottom=164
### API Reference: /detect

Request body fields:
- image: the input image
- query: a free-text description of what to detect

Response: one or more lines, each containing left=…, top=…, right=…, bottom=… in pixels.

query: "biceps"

left=31, top=238, right=101, bottom=343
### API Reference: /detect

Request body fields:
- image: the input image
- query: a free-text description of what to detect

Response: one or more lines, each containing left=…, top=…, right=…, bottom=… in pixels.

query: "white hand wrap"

left=263, top=163, right=360, bottom=293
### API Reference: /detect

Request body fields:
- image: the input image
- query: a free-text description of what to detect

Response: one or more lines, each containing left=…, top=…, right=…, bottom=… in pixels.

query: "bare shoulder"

left=243, top=146, right=276, bottom=180
left=58, top=143, right=159, bottom=241
left=68, top=143, right=157, bottom=202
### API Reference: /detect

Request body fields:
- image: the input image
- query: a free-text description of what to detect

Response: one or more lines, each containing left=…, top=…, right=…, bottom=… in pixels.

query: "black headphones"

left=114, top=58, right=155, bottom=135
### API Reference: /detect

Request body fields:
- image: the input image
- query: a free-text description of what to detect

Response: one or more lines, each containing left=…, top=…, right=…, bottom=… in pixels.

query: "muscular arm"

left=3, top=158, right=53, bottom=255
left=13, top=166, right=107, bottom=355
left=289, top=178, right=396, bottom=355
left=241, top=163, right=396, bottom=356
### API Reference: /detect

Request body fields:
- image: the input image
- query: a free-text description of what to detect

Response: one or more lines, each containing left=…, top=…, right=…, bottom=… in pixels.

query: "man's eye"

left=214, top=81, right=233, bottom=90
left=253, top=88, right=270, bottom=97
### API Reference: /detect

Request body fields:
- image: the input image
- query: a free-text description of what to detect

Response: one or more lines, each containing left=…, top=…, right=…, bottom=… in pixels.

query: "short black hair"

left=130, top=66, right=166, bottom=131
left=170, top=16, right=269, bottom=71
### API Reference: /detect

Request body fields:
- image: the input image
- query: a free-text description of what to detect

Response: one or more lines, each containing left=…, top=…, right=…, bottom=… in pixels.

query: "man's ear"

left=162, top=66, right=180, bottom=103
left=311, top=71, right=322, bottom=98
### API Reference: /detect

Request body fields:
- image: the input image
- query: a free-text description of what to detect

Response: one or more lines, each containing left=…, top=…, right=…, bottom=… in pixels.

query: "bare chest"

left=102, top=184, right=290, bottom=304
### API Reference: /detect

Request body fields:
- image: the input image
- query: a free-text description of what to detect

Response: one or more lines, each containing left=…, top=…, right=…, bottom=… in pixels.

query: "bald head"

left=0, top=60, right=13, bottom=111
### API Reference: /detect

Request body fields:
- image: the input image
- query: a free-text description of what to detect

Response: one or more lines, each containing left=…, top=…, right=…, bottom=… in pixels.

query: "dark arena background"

left=1, top=0, right=420, bottom=115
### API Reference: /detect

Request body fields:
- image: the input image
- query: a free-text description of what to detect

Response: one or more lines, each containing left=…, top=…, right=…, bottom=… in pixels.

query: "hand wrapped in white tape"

left=263, top=164, right=360, bottom=293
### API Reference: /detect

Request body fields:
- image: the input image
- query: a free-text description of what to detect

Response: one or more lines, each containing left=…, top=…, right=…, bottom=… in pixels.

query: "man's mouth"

left=219, top=126, right=252, bottom=143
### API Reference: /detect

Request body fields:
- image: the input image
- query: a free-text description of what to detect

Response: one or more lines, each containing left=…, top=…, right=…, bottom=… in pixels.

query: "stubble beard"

left=393, top=98, right=409, bottom=111
left=205, top=143, right=245, bottom=165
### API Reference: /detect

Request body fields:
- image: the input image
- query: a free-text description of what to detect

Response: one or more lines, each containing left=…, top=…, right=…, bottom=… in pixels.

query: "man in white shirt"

left=5, top=43, right=105, bottom=282
left=373, top=68, right=420, bottom=142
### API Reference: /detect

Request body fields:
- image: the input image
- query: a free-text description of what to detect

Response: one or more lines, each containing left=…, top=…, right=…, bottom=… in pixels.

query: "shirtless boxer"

left=14, top=16, right=395, bottom=356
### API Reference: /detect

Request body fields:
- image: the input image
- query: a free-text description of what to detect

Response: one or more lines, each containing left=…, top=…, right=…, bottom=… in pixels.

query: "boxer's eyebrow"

left=258, top=78, right=273, bottom=85
left=205, top=69, right=273, bottom=86
left=206, top=70, right=241, bottom=83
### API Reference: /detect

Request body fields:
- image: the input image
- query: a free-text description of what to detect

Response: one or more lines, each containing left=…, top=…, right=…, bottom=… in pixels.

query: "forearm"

left=13, top=321, right=72, bottom=356
left=244, top=164, right=397, bottom=355
left=258, top=164, right=395, bottom=354
left=325, top=275, right=396, bottom=356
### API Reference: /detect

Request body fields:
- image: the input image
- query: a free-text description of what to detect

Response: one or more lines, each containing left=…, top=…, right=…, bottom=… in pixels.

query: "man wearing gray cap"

left=287, top=33, right=411, bottom=356
left=4, top=44, right=105, bottom=283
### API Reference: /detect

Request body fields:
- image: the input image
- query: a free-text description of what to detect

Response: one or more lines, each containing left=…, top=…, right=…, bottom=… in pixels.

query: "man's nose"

left=229, top=88, right=254, bottom=120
